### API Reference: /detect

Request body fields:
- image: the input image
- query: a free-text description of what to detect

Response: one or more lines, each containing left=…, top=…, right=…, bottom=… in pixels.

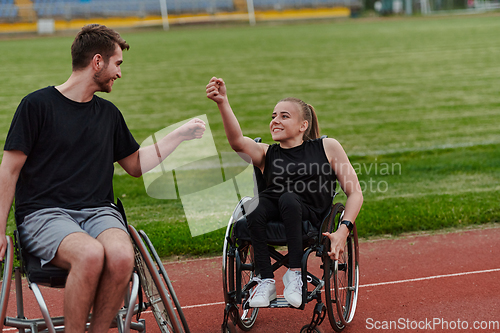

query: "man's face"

left=93, top=44, right=123, bottom=93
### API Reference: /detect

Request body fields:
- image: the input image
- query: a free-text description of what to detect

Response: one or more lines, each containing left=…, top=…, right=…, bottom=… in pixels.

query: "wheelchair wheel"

left=323, top=203, right=360, bottom=332
left=223, top=215, right=259, bottom=331
left=137, top=229, right=190, bottom=332
left=129, top=225, right=186, bottom=333
left=0, top=236, right=14, bottom=331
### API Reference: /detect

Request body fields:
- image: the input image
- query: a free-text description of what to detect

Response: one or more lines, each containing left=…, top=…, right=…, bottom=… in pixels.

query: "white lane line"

left=360, top=268, right=500, bottom=288
left=178, top=268, right=500, bottom=310
left=182, top=301, right=225, bottom=309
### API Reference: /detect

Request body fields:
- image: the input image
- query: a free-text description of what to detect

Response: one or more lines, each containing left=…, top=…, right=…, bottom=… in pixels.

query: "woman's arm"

left=206, top=77, right=267, bottom=170
left=322, top=138, right=363, bottom=260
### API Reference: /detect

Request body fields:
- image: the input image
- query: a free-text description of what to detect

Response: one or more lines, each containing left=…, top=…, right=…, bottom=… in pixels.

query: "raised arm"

left=118, top=118, right=206, bottom=177
left=322, top=138, right=363, bottom=260
left=0, top=150, right=27, bottom=259
left=206, top=77, right=267, bottom=170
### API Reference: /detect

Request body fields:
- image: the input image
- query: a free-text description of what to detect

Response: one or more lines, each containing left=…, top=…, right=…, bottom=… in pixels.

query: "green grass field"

left=1, top=14, right=499, bottom=258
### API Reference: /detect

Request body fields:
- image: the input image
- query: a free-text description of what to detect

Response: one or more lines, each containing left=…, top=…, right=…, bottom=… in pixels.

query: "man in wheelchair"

left=207, top=77, right=363, bottom=312
left=0, top=24, right=205, bottom=332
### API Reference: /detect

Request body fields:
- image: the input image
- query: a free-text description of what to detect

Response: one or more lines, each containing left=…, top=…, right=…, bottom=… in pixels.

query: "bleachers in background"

left=33, top=0, right=75, bottom=17
left=161, top=0, right=234, bottom=13
left=0, top=0, right=18, bottom=19
left=253, top=0, right=351, bottom=9
left=0, top=0, right=353, bottom=23
left=31, top=0, right=236, bottom=18
left=26, top=0, right=351, bottom=19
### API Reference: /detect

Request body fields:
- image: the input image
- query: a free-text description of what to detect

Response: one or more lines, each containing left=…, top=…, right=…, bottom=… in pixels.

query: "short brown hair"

left=71, top=24, right=130, bottom=71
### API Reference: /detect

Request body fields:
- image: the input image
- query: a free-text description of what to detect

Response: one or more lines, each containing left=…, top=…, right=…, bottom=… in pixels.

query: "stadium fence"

left=0, top=0, right=359, bottom=28
left=0, top=0, right=497, bottom=32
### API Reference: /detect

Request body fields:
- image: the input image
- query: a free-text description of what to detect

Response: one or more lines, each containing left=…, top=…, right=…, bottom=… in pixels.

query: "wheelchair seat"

left=23, top=248, right=68, bottom=288
left=233, top=216, right=319, bottom=246
left=14, top=227, right=68, bottom=288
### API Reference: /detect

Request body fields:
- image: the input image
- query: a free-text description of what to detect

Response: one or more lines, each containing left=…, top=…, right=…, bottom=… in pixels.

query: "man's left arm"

left=118, top=118, right=205, bottom=177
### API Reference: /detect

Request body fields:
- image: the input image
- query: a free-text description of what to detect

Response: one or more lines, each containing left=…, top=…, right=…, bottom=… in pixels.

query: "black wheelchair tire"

left=334, top=223, right=359, bottom=327
left=0, top=236, right=13, bottom=332
left=322, top=203, right=348, bottom=332
left=129, top=225, right=185, bottom=333
left=138, top=229, right=190, bottom=333
left=223, top=221, right=259, bottom=331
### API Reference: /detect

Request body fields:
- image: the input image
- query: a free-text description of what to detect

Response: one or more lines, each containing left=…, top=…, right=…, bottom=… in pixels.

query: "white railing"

left=375, top=0, right=499, bottom=15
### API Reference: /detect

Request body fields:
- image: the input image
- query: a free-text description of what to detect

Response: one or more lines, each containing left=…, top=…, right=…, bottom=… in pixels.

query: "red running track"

left=2, top=225, right=500, bottom=333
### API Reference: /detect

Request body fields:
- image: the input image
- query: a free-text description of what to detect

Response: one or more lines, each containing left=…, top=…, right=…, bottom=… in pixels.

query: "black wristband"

left=340, top=220, right=354, bottom=232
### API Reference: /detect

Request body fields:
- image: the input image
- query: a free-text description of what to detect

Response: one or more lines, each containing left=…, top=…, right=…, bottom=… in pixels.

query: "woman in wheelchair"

left=206, top=77, right=363, bottom=309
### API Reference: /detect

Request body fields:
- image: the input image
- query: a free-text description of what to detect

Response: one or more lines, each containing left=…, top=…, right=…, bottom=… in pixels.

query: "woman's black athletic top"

left=261, top=138, right=337, bottom=221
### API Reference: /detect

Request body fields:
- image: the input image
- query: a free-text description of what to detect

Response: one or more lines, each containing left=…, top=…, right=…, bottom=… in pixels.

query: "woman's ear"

left=299, top=120, right=309, bottom=133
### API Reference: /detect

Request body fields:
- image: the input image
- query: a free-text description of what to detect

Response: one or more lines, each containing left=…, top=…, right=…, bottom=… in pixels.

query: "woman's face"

left=269, top=101, right=307, bottom=142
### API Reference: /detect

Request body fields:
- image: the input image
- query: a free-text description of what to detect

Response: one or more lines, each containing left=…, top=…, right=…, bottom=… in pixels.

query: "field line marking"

left=116, top=140, right=500, bottom=175
left=360, top=268, right=500, bottom=288
left=349, top=140, right=500, bottom=157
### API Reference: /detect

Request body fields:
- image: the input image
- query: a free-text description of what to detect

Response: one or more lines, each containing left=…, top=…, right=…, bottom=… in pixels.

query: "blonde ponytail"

left=305, top=103, right=320, bottom=141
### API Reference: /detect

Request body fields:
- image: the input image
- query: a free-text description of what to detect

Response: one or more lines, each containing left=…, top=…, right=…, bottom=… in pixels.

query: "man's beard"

left=93, top=64, right=114, bottom=93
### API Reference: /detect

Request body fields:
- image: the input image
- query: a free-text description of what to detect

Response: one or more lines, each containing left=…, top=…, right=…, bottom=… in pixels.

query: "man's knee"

left=98, top=229, right=135, bottom=279
left=78, top=244, right=106, bottom=280
left=105, top=242, right=135, bottom=277
left=53, top=233, right=105, bottom=275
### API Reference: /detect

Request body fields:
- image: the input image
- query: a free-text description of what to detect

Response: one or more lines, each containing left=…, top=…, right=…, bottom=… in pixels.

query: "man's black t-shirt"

left=4, top=86, right=140, bottom=223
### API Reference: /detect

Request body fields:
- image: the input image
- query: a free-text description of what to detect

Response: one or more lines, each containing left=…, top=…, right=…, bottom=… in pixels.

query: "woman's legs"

left=248, top=192, right=314, bottom=276
left=278, top=192, right=312, bottom=269
left=246, top=192, right=316, bottom=308
left=278, top=192, right=316, bottom=307
left=246, top=196, right=280, bottom=279
left=246, top=197, right=280, bottom=307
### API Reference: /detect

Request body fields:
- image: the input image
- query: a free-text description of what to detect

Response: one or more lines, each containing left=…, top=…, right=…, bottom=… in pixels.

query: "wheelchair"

left=221, top=147, right=360, bottom=333
left=0, top=200, right=190, bottom=333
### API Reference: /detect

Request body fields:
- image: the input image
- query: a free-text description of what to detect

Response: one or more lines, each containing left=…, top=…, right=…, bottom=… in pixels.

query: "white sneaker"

left=248, top=278, right=277, bottom=307
left=283, top=269, right=303, bottom=308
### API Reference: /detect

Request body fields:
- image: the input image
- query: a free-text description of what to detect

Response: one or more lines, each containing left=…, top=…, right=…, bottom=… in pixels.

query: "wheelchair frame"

left=221, top=196, right=359, bottom=333
left=0, top=201, right=190, bottom=333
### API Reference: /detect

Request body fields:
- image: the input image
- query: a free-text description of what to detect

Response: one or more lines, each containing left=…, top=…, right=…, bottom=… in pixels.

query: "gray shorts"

left=18, top=206, right=128, bottom=267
